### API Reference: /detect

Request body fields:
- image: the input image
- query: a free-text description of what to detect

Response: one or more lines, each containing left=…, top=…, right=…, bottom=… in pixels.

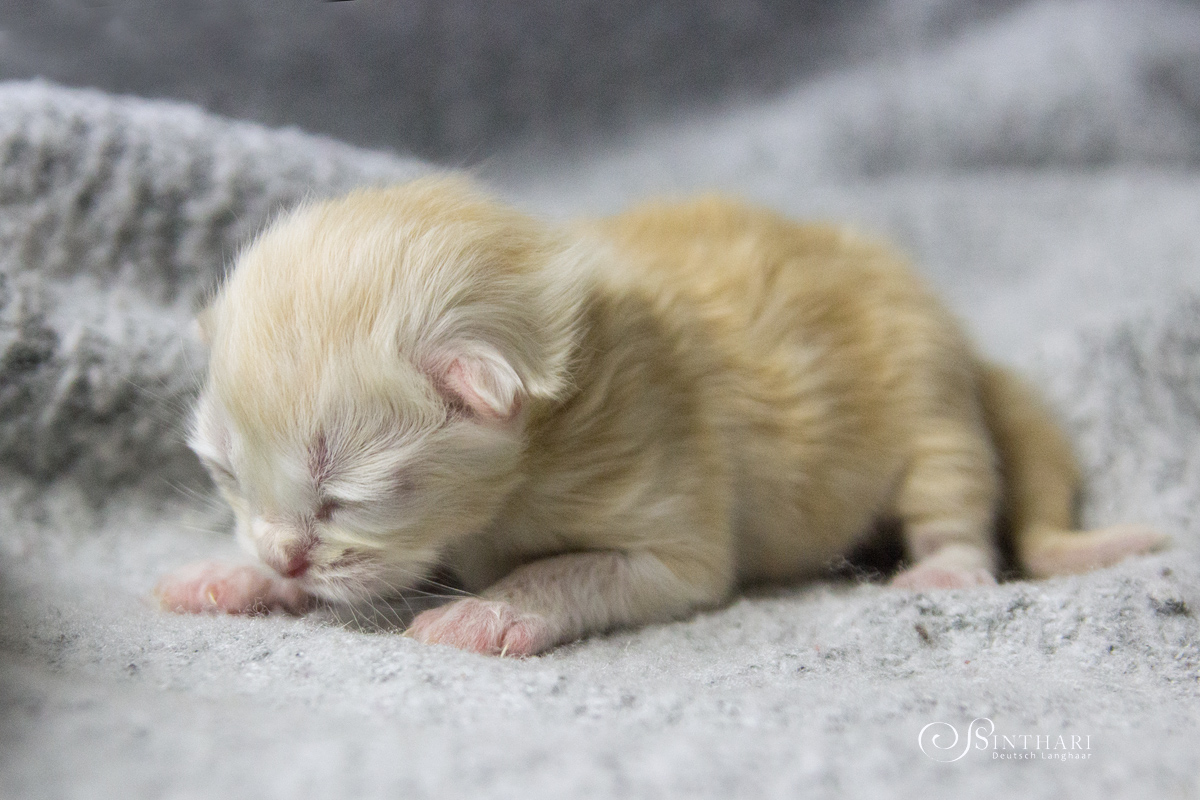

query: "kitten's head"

left=188, top=176, right=584, bottom=602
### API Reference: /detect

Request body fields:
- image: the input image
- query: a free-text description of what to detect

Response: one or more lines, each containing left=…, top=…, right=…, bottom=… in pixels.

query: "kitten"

left=156, top=175, right=1166, bottom=655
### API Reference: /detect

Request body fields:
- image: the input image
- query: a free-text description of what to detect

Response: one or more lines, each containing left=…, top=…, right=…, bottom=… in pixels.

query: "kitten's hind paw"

left=891, top=563, right=998, bottom=590
left=891, top=542, right=998, bottom=591
left=155, top=560, right=311, bottom=615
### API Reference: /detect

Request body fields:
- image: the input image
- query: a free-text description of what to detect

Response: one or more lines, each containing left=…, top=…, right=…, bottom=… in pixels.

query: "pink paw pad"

left=407, top=599, right=553, bottom=656
left=891, top=564, right=998, bottom=590
left=154, top=561, right=310, bottom=615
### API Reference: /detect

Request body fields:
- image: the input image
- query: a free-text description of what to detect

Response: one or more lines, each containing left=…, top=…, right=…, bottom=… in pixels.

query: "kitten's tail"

left=977, top=363, right=1167, bottom=578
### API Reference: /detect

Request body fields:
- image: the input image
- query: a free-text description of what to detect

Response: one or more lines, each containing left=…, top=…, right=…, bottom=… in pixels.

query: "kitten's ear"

left=427, top=344, right=524, bottom=422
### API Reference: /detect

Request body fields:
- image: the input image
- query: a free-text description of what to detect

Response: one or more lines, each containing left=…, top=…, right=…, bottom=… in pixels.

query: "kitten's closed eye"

left=395, top=471, right=417, bottom=495
left=315, top=500, right=340, bottom=522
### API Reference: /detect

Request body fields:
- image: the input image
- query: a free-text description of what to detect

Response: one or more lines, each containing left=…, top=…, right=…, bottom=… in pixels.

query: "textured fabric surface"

left=0, top=82, right=426, bottom=494
left=2, top=2, right=1200, bottom=798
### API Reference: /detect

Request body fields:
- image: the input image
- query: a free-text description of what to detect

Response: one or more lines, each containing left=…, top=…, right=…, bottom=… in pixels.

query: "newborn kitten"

left=156, top=175, right=1166, bottom=655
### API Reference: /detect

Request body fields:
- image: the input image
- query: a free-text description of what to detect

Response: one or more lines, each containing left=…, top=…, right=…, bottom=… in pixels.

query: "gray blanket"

left=2, top=2, right=1199, bottom=798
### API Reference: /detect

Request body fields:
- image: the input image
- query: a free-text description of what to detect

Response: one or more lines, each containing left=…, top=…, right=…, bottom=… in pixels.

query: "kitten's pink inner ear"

left=439, top=354, right=523, bottom=421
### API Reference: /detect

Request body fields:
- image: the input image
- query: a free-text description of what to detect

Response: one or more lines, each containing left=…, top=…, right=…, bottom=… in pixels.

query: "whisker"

left=176, top=523, right=231, bottom=537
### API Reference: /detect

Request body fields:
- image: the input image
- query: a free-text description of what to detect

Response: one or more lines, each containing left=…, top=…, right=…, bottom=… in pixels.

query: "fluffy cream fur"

left=156, top=175, right=1166, bottom=655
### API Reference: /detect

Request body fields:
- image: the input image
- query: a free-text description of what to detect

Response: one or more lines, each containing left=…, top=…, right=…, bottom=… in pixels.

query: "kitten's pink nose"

left=259, top=537, right=314, bottom=579
left=278, top=551, right=311, bottom=579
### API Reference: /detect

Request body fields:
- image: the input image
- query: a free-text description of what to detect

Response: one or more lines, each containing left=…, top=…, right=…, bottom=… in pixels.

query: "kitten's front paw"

left=155, top=560, right=310, bottom=615
left=407, top=599, right=553, bottom=656
left=891, top=563, right=997, bottom=591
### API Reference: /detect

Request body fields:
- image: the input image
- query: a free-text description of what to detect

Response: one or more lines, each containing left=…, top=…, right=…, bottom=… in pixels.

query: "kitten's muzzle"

left=277, top=551, right=311, bottom=579
left=256, top=529, right=316, bottom=579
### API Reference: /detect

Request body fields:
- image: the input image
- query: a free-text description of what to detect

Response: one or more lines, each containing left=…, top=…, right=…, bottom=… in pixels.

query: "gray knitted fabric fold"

left=0, top=81, right=426, bottom=494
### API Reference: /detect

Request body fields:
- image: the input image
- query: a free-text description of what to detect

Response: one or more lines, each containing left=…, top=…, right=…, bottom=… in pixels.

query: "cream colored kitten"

left=156, top=175, right=1166, bottom=655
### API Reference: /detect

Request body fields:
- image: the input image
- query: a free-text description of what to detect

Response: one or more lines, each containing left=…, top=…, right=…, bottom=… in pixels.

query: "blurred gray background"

left=0, top=0, right=1027, bottom=161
